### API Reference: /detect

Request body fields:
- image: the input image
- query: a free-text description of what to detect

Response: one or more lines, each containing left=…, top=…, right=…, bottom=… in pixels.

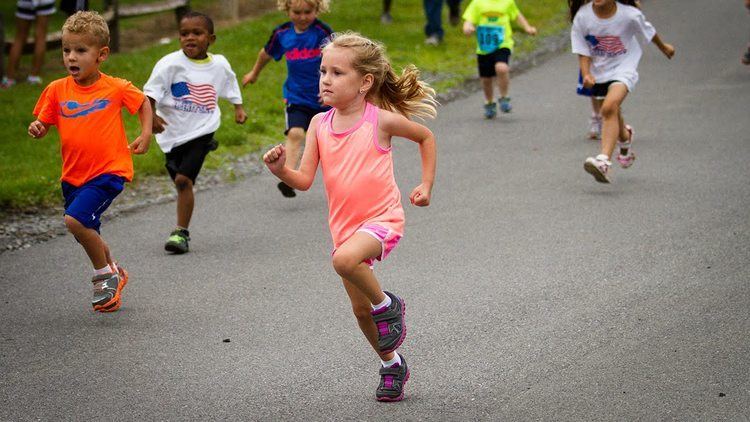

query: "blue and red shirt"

left=264, top=19, right=333, bottom=109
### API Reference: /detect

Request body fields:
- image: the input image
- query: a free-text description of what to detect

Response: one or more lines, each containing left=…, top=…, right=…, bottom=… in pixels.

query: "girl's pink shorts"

left=332, top=223, right=402, bottom=268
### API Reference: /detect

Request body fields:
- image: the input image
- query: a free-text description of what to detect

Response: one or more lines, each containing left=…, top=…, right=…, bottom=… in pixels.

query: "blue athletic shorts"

left=285, top=103, right=329, bottom=134
left=62, top=174, right=125, bottom=232
left=576, top=71, right=593, bottom=97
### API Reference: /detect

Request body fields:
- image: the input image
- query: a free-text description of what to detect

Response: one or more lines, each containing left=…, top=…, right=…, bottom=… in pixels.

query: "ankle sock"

left=381, top=353, right=402, bottom=368
left=372, top=294, right=392, bottom=311
left=94, top=265, right=112, bottom=276
left=596, top=154, right=610, bottom=163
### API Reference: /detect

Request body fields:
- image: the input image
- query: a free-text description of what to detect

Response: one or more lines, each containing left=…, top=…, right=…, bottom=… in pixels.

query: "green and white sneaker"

left=165, top=228, right=190, bottom=254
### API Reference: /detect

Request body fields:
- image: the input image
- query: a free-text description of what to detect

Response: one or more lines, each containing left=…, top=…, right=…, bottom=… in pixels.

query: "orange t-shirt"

left=33, top=73, right=145, bottom=186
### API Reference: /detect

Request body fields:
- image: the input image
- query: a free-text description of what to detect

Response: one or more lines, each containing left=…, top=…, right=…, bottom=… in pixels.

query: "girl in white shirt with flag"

left=570, top=0, right=674, bottom=183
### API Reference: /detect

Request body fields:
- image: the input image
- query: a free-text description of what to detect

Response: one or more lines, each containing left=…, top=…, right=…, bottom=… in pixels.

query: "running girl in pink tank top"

left=263, top=32, right=437, bottom=402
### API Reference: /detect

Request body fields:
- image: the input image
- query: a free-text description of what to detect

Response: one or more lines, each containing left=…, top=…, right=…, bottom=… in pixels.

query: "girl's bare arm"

left=264, top=114, right=322, bottom=190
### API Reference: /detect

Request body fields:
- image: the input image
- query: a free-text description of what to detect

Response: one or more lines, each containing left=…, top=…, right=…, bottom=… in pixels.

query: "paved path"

left=1, top=0, right=749, bottom=419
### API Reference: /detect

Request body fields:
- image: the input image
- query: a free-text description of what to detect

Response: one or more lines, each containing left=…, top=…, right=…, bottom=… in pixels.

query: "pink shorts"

left=332, top=223, right=402, bottom=268
left=358, top=223, right=402, bottom=266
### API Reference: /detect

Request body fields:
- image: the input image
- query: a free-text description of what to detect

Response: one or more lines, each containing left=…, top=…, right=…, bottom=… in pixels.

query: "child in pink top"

left=263, top=31, right=437, bottom=402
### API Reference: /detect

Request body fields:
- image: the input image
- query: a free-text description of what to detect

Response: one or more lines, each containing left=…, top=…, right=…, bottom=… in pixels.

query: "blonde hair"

left=277, top=0, right=330, bottom=13
left=62, top=11, right=110, bottom=47
left=323, top=32, right=437, bottom=120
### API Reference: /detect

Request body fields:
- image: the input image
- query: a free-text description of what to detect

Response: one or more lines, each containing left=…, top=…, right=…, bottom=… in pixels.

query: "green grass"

left=0, top=0, right=568, bottom=209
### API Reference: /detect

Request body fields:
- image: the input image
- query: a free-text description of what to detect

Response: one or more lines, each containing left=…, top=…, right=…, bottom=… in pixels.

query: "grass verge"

left=0, top=0, right=568, bottom=209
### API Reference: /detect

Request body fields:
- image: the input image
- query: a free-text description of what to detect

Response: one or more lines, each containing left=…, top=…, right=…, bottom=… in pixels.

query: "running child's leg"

left=591, top=96, right=602, bottom=117
left=341, top=277, right=396, bottom=361
left=598, top=83, right=629, bottom=159
left=6, top=17, right=32, bottom=82
left=285, top=127, right=305, bottom=170
left=30, top=14, right=50, bottom=80
left=174, top=174, right=194, bottom=229
left=494, top=61, right=510, bottom=99
left=333, top=233, right=386, bottom=306
left=333, top=232, right=406, bottom=354
left=480, top=77, right=494, bottom=103
left=588, top=97, right=603, bottom=140
left=480, top=77, right=497, bottom=119
left=64, top=215, right=110, bottom=269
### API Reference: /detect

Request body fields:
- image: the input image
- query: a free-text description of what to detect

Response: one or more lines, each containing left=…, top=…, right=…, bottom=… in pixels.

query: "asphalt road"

left=1, top=0, right=749, bottom=420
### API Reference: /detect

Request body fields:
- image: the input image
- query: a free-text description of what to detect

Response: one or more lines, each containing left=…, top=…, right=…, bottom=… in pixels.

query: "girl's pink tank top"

left=316, top=102, right=405, bottom=249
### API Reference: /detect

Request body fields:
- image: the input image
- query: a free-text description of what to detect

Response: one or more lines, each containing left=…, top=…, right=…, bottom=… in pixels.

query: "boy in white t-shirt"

left=570, top=0, right=674, bottom=184
left=144, top=11, right=247, bottom=253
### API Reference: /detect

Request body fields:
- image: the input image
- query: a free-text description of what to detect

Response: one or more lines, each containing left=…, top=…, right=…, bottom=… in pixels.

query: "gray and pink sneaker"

left=376, top=354, right=410, bottom=402
left=371, top=291, right=406, bottom=354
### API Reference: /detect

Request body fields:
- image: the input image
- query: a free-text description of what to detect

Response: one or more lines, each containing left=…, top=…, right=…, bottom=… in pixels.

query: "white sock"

left=381, top=353, right=401, bottom=368
left=94, top=265, right=112, bottom=276
left=596, top=154, right=610, bottom=163
left=372, top=294, right=392, bottom=311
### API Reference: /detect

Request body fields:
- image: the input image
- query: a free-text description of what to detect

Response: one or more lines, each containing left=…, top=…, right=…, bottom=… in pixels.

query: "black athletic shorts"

left=477, top=48, right=511, bottom=78
left=165, top=132, right=216, bottom=183
left=285, top=103, right=329, bottom=134
left=590, top=80, right=627, bottom=99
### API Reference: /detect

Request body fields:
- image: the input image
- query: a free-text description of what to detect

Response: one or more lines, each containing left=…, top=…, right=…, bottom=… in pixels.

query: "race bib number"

left=477, top=25, right=504, bottom=52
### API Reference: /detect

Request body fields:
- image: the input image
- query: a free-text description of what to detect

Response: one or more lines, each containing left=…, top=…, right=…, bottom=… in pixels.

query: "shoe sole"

left=376, top=369, right=410, bottom=402
left=584, top=161, right=610, bottom=184
left=380, top=297, right=406, bottom=355
left=94, top=266, right=129, bottom=313
left=165, top=242, right=188, bottom=254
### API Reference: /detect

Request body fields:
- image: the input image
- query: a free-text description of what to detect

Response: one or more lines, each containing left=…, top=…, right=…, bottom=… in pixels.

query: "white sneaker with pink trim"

left=584, top=154, right=611, bottom=183
left=617, top=124, right=636, bottom=168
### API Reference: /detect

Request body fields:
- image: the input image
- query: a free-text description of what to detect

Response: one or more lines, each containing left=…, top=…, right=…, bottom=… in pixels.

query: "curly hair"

left=62, top=11, right=110, bottom=47
left=277, top=0, right=331, bottom=14
left=323, top=32, right=437, bottom=120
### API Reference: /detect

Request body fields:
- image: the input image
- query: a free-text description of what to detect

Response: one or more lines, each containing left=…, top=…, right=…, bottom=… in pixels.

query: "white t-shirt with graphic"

left=571, top=3, right=656, bottom=92
left=144, top=51, right=243, bottom=152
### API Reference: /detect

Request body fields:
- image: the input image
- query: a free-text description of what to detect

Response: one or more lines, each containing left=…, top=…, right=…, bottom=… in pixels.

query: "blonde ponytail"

left=324, top=32, right=438, bottom=119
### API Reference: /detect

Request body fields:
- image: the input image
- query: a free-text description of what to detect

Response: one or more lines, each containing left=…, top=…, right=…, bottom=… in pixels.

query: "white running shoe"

left=617, top=125, right=636, bottom=168
left=588, top=113, right=602, bottom=140
left=584, top=154, right=611, bottom=183
left=26, top=75, right=42, bottom=85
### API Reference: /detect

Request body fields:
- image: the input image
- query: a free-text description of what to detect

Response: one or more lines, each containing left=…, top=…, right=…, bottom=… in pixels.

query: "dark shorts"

left=165, top=132, right=215, bottom=183
left=477, top=48, right=511, bottom=78
left=62, top=173, right=125, bottom=232
left=285, top=103, right=329, bottom=134
left=590, top=80, right=627, bottom=99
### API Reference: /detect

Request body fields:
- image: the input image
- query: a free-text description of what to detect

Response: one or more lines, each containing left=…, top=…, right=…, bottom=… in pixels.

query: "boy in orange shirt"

left=28, top=11, right=152, bottom=312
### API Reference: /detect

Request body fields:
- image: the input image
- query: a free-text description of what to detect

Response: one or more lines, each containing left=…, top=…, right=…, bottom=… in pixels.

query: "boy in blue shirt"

left=242, top=0, right=333, bottom=198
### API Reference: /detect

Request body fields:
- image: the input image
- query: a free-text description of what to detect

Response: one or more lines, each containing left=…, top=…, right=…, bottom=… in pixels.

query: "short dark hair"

left=180, top=11, right=214, bottom=34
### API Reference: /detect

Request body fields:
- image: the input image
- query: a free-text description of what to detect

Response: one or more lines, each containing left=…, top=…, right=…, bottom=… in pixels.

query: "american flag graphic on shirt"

left=585, top=34, right=627, bottom=56
left=170, top=81, right=217, bottom=110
